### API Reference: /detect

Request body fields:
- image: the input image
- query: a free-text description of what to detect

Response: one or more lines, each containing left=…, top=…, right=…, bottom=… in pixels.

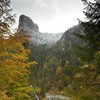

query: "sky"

left=11, top=0, right=87, bottom=33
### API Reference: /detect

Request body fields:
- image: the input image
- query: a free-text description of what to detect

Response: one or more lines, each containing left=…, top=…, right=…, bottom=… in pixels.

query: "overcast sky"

left=11, top=0, right=86, bottom=33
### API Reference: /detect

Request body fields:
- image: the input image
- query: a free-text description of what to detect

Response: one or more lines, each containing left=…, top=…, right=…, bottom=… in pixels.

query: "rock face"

left=18, top=14, right=39, bottom=32
left=18, top=14, right=63, bottom=46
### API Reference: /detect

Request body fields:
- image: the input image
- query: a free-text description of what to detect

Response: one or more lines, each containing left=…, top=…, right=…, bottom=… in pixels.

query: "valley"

left=0, top=0, right=100, bottom=99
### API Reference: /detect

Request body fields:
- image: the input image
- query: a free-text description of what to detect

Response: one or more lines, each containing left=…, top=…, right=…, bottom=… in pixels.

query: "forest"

left=0, top=0, right=100, bottom=100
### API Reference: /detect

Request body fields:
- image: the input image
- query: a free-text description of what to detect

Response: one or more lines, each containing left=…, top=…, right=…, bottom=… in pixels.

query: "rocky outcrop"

left=18, top=14, right=39, bottom=33
left=18, top=14, right=63, bottom=46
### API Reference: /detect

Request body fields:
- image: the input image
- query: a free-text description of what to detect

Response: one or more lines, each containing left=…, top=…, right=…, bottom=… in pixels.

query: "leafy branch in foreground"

left=0, top=33, right=37, bottom=99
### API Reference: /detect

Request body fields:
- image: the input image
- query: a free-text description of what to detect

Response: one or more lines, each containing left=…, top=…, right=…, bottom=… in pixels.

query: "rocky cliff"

left=18, top=15, right=63, bottom=46
left=18, top=14, right=39, bottom=32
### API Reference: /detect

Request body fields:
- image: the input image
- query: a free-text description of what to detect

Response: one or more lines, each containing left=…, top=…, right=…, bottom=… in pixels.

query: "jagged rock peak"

left=18, top=14, right=39, bottom=32
left=17, top=14, right=63, bottom=46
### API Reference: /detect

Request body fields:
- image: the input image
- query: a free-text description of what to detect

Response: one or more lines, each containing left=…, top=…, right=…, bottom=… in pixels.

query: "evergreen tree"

left=75, top=0, right=100, bottom=62
left=0, top=0, right=15, bottom=35
left=72, top=0, right=100, bottom=99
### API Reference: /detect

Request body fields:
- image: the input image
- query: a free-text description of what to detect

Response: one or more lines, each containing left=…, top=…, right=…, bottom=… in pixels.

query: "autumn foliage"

left=0, top=33, right=37, bottom=99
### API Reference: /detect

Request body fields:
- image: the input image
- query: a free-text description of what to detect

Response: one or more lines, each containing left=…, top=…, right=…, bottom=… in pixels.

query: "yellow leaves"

left=32, top=85, right=41, bottom=93
left=10, top=53, right=28, bottom=61
left=15, top=86, right=32, bottom=93
left=95, top=51, right=100, bottom=56
left=0, top=51, right=9, bottom=58
left=26, top=61, right=37, bottom=68
left=82, top=64, right=89, bottom=68
left=75, top=73, right=82, bottom=78
left=1, top=59, right=16, bottom=66
left=56, top=67, right=62, bottom=76
left=0, top=32, right=36, bottom=99
left=0, top=91, right=9, bottom=100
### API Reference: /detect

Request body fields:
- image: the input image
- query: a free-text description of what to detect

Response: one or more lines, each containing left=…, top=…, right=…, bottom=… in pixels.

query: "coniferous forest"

left=0, top=0, right=100, bottom=100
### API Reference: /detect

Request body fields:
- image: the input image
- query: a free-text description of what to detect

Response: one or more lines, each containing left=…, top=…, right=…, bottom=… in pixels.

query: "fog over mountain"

left=18, top=15, right=63, bottom=45
left=11, top=0, right=85, bottom=33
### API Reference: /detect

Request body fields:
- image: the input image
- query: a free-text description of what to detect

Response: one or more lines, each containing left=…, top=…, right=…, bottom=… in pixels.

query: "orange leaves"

left=56, top=67, right=62, bottom=76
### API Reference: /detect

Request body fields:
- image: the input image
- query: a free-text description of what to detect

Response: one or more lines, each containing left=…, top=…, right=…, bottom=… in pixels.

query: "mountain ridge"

left=18, top=14, right=63, bottom=46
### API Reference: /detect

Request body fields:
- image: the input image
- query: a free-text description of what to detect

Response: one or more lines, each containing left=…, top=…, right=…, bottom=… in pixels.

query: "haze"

left=11, top=0, right=86, bottom=33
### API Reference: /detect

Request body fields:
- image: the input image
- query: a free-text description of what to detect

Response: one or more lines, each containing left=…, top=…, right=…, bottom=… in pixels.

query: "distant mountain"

left=17, top=15, right=84, bottom=64
left=18, top=14, right=63, bottom=46
left=60, top=25, right=84, bottom=45
left=17, top=14, right=84, bottom=55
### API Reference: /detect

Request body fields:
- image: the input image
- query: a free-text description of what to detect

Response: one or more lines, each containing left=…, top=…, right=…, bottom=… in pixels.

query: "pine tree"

left=75, top=0, right=100, bottom=62
left=72, top=0, right=100, bottom=99
left=0, top=0, right=15, bottom=35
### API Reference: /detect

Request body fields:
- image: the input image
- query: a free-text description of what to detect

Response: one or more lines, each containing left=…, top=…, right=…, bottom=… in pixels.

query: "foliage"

left=68, top=51, right=100, bottom=100
left=0, top=0, right=37, bottom=99
left=0, top=0, right=15, bottom=35
left=70, top=0, right=100, bottom=99
left=56, top=67, right=62, bottom=76
left=75, top=0, right=100, bottom=62
left=82, top=0, right=100, bottom=23
left=0, top=33, right=37, bottom=99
